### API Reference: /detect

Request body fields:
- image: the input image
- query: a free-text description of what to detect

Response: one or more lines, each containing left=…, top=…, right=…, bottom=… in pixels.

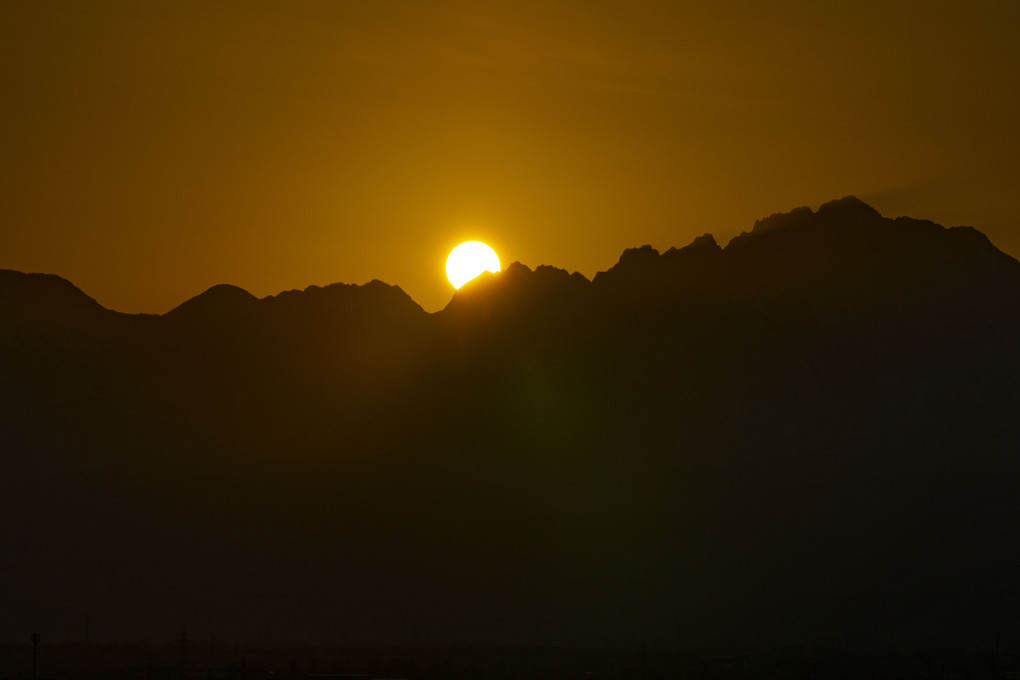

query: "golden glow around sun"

left=446, top=241, right=501, bottom=289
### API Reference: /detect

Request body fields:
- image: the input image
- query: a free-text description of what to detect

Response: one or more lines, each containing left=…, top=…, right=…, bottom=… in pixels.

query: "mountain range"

left=2, top=197, right=1019, bottom=653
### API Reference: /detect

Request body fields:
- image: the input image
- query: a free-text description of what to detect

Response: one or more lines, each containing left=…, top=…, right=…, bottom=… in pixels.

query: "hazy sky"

left=2, top=1, right=1018, bottom=313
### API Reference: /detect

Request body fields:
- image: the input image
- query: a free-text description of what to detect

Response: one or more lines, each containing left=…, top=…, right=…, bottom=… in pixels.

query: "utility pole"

left=179, top=626, right=190, bottom=678
left=31, top=633, right=40, bottom=680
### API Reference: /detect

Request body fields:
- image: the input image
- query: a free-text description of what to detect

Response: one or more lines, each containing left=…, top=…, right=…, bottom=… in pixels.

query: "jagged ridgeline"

left=2, top=197, right=1020, bottom=648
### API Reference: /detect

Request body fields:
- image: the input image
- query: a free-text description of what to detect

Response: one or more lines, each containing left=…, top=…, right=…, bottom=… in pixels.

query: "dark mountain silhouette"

left=0, top=270, right=109, bottom=328
left=165, top=283, right=260, bottom=323
left=2, top=198, right=1020, bottom=658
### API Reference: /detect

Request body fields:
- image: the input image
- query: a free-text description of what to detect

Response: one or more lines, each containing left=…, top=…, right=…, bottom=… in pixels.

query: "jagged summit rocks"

left=442, top=261, right=590, bottom=321
left=664, top=232, right=721, bottom=256
left=816, top=194, right=884, bottom=220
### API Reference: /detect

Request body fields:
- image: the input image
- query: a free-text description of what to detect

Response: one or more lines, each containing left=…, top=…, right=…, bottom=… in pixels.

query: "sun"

left=446, top=241, right=501, bottom=288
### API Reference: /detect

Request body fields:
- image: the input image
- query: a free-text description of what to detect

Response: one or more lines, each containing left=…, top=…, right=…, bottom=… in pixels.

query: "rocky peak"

left=165, top=284, right=258, bottom=320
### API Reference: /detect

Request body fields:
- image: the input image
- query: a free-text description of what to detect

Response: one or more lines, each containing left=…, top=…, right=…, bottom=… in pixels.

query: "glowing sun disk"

left=446, top=241, right=501, bottom=288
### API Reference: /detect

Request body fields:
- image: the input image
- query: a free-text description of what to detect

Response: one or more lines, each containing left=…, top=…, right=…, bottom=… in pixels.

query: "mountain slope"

left=1, top=198, right=1019, bottom=651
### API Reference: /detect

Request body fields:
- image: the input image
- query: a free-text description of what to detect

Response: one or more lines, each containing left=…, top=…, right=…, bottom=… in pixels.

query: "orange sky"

left=2, top=1, right=1018, bottom=313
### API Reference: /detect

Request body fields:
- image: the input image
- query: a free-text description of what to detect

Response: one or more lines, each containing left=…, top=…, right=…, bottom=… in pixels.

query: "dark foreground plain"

left=2, top=198, right=1020, bottom=675
left=3, top=639, right=1019, bottom=680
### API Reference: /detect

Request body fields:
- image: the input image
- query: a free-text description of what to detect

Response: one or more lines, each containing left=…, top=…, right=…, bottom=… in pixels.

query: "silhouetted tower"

left=31, top=633, right=40, bottom=680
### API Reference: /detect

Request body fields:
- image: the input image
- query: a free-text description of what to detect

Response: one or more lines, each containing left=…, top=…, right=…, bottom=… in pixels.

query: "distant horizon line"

left=3, top=195, right=1011, bottom=317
